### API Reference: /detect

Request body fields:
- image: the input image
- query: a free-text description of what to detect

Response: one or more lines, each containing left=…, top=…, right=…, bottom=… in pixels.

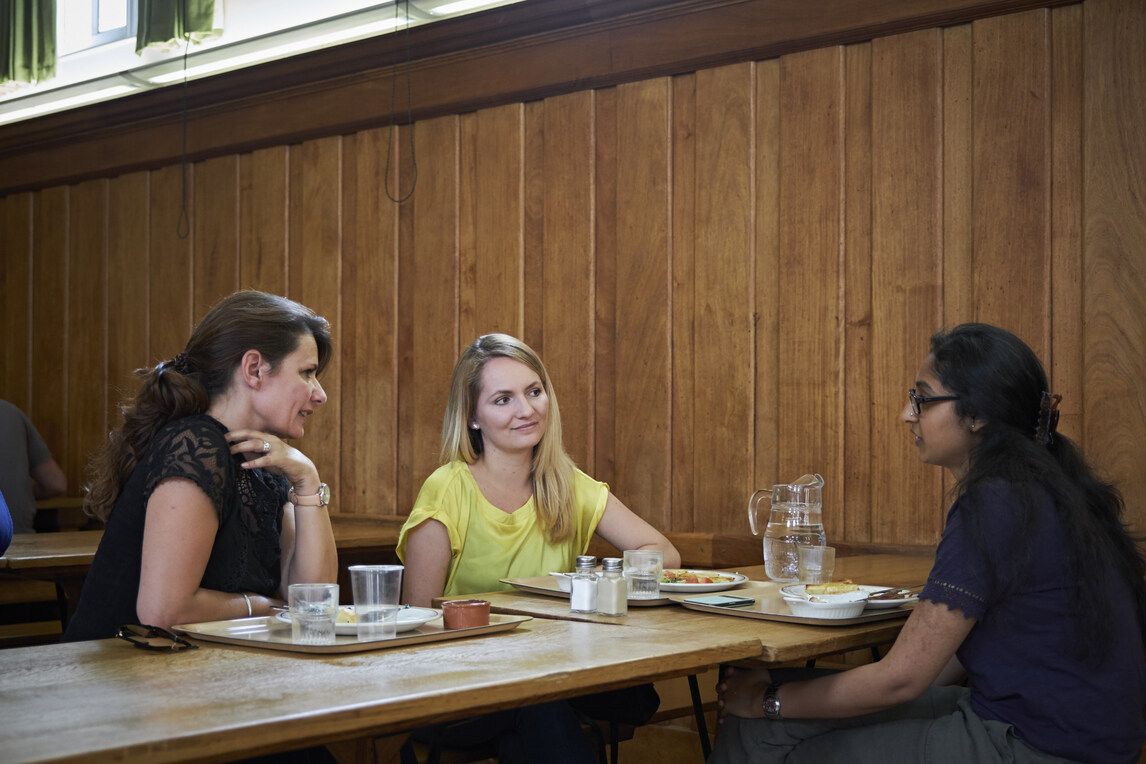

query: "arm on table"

left=31, top=458, right=66, bottom=499
left=402, top=518, right=451, bottom=608
left=594, top=493, right=681, bottom=568
left=138, top=478, right=268, bottom=627
left=719, top=599, right=975, bottom=720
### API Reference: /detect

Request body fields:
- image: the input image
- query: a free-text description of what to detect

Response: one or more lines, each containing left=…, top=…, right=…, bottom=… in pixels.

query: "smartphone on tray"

left=684, top=594, right=755, bottom=608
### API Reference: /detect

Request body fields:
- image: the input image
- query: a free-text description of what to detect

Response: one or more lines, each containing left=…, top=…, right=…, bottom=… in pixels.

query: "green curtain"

left=136, top=0, right=220, bottom=54
left=0, top=0, right=56, bottom=86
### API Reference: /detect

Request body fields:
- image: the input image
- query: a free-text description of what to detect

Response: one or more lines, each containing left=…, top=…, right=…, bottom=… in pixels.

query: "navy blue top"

left=64, top=415, right=289, bottom=641
left=922, top=480, right=1146, bottom=764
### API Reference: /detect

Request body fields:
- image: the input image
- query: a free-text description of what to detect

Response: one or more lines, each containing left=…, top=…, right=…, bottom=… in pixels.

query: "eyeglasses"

left=116, top=624, right=199, bottom=652
left=908, top=389, right=959, bottom=417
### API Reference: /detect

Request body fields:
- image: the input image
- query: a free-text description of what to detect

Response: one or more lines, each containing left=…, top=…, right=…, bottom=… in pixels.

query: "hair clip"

left=1035, top=391, right=1062, bottom=446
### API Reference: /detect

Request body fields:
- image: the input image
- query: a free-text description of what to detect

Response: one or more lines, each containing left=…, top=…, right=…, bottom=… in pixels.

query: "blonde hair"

left=441, top=334, right=576, bottom=543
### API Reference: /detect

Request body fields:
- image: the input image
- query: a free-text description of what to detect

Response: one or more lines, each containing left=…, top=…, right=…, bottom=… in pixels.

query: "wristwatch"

left=289, top=483, right=330, bottom=507
left=762, top=682, right=782, bottom=720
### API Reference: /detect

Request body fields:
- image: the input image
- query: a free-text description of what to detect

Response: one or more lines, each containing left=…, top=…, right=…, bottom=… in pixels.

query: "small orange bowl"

left=442, top=599, right=490, bottom=629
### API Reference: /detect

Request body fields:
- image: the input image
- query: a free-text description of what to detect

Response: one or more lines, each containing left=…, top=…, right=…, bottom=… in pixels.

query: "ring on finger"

left=262, top=440, right=271, bottom=454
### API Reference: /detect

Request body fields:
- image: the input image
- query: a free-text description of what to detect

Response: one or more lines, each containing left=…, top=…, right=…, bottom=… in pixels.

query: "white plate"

left=277, top=606, right=440, bottom=635
left=659, top=571, right=749, bottom=593
left=781, top=584, right=918, bottom=610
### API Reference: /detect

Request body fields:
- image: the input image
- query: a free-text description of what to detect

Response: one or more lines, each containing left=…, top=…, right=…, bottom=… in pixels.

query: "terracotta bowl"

left=442, top=599, right=490, bottom=630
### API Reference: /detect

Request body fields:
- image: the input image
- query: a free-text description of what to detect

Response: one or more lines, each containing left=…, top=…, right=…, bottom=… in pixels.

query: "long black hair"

left=929, top=323, right=1145, bottom=657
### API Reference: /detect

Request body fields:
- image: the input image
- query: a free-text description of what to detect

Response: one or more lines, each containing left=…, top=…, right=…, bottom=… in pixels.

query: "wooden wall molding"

left=0, top=0, right=1073, bottom=195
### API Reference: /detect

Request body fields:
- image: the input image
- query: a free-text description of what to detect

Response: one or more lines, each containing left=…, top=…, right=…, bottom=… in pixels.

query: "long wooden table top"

left=458, top=554, right=935, bottom=665
left=0, top=617, right=760, bottom=764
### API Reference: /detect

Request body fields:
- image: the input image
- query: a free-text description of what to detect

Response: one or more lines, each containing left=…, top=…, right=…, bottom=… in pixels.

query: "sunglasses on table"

left=116, top=624, right=199, bottom=652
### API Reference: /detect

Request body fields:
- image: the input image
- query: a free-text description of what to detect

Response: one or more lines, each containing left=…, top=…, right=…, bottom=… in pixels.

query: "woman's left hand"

left=226, top=429, right=320, bottom=493
left=716, top=665, right=773, bottom=722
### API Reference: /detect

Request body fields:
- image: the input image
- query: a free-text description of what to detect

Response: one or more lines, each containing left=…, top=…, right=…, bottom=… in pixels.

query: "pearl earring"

left=470, top=423, right=479, bottom=430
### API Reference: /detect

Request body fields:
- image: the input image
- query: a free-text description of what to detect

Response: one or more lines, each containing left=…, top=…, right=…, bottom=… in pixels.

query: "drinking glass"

left=288, top=583, right=339, bottom=645
left=797, top=545, right=835, bottom=585
left=623, top=549, right=663, bottom=600
left=349, top=565, right=404, bottom=641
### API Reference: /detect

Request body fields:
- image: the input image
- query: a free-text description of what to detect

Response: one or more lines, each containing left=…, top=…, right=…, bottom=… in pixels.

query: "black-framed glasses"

left=116, top=624, right=199, bottom=652
left=908, top=388, right=959, bottom=417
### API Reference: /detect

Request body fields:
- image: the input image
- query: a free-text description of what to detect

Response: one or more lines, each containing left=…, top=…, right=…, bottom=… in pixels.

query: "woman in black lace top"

left=65, top=291, right=338, bottom=641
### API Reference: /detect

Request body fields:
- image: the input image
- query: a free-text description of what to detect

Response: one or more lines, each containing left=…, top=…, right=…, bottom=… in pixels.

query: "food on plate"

left=335, top=607, right=356, bottom=623
left=805, top=580, right=859, bottom=595
left=661, top=569, right=736, bottom=585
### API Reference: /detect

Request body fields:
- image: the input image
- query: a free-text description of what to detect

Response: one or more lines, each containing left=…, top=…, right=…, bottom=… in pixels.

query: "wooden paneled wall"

left=2, top=0, right=1144, bottom=550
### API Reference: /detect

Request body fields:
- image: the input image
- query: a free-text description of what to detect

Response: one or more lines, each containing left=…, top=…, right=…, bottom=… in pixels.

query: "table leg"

left=688, top=673, right=711, bottom=759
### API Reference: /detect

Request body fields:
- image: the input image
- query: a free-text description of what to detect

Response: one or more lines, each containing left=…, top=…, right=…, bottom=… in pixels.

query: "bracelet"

left=241, top=592, right=252, bottom=618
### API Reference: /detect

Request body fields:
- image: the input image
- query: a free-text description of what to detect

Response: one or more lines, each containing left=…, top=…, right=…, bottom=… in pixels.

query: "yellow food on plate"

left=804, top=581, right=859, bottom=595
left=336, top=607, right=357, bottom=623
left=661, top=569, right=735, bottom=585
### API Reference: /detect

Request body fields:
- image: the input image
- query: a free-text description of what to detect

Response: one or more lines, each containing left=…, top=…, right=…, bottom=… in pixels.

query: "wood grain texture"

left=538, top=91, right=595, bottom=471
left=30, top=187, right=68, bottom=461
left=0, top=193, right=31, bottom=408
left=147, top=164, right=194, bottom=365
left=66, top=180, right=107, bottom=489
left=613, top=78, right=671, bottom=524
left=693, top=63, right=754, bottom=534
left=870, top=29, right=943, bottom=545
left=340, top=129, right=400, bottom=516
left=192, top=155, right=240, bottom=311
left=106, top=173, right=150, bottom=418
left=777, top=46, right=844, bottom=522
left=288, top=136, right=343, bottom=503
left=1083, top=0, right=1146, bottom=529
left=671, top=73, right=697, bottom=531
left=239, top=146, right=288, bottom=295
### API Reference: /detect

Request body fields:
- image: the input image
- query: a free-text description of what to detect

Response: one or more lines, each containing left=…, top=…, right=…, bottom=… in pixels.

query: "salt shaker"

left=569, top=555, right=598, bottom=613
left=597, top=557, right=627, bottom=616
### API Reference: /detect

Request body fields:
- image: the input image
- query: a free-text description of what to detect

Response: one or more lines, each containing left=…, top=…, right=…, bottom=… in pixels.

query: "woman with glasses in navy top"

left=711, top=324, right=1146, bottom=764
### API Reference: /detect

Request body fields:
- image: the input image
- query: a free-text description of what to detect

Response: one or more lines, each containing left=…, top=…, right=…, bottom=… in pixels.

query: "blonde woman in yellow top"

left=399, top=333, right=679, bottom=607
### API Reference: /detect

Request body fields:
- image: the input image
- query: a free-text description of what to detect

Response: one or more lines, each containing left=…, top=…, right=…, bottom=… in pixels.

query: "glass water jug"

left=748, top=473, right=827, bottom=582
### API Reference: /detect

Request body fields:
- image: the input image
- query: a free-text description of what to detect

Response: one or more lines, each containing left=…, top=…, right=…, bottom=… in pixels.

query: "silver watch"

left=763, top=682, right=782, bottom=720
left=289, top=483, right=330, bottom=507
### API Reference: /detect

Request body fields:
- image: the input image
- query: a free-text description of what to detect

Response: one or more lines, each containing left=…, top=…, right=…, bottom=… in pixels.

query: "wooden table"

left=0, top=617, right=761, bottom=764
left=461, top=554, right=935, bottom=665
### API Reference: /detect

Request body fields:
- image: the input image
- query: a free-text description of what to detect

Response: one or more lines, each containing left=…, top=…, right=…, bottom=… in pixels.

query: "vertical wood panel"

left=66, top=180, right=107, bottom=489
left=1084, top=0, right=1146, bottom=530
left=193, top=155, right=240, bottom=313
left=0, top=193, right=32, bottom=407
left=693, top=63, right=754, bottom=533
left=107, top=172, right=150, bottom=417
left=870, top=30, right=943, bottom=545
left=613, top=78, right=670, bottom=521
left=777, top=47, right=843, bottom=515
left=972, top=10, right=1049, bottom=351
left=459, top=104, right=523, bottom=342
left=521, top=101, right=546, bottom=364
left=942, top=24, right=974, bottom=327
left=289, top=137, right=343, bottom=500
left=341, top=128, right=399, bottom=515
left=398, top=115, right=459, bottom=508
left=1048, top=4, right=1084, bottom=441
left=753, top=60, right=781, bottom=516
left=149, top=164, right=194, bottom=364
left=593, top=88, right=618, bottom=488
left=30, top=187, right=69, bottom=463
left=671, top=72, right=697, bottom=530
left=239, top=146, right=288, bottom=294
left=539, top=91, right=595, bottom=471
left=842, top=43, right=873, bottom=543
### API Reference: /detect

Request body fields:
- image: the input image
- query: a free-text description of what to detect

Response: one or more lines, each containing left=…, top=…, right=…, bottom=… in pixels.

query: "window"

left=0, top=0, right=522, bottom=125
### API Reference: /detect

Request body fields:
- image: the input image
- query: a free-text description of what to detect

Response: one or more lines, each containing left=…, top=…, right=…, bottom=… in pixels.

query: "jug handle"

left=747, top=489, right=770, bottom=536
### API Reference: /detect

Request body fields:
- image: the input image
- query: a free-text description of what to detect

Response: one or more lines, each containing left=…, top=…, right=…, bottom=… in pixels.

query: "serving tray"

left=501, top=576, right=675, bottom=607
left=678, top=596, right=914, bottom=626
left=172, top=613, right=531, bottom=654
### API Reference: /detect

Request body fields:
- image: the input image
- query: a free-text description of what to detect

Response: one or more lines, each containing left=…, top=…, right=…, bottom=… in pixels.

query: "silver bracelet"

left=241, top=592, right=252, bottom=618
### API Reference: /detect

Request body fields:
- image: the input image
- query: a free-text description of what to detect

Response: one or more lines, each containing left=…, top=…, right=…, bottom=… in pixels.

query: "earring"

left=969, top=424, right=977, bottom=433
left=470, top=423, right=479, bottom=430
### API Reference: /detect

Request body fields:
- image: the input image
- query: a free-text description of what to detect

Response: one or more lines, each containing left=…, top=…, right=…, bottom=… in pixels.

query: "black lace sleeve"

left=142, top=417, right=232, bottom=519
